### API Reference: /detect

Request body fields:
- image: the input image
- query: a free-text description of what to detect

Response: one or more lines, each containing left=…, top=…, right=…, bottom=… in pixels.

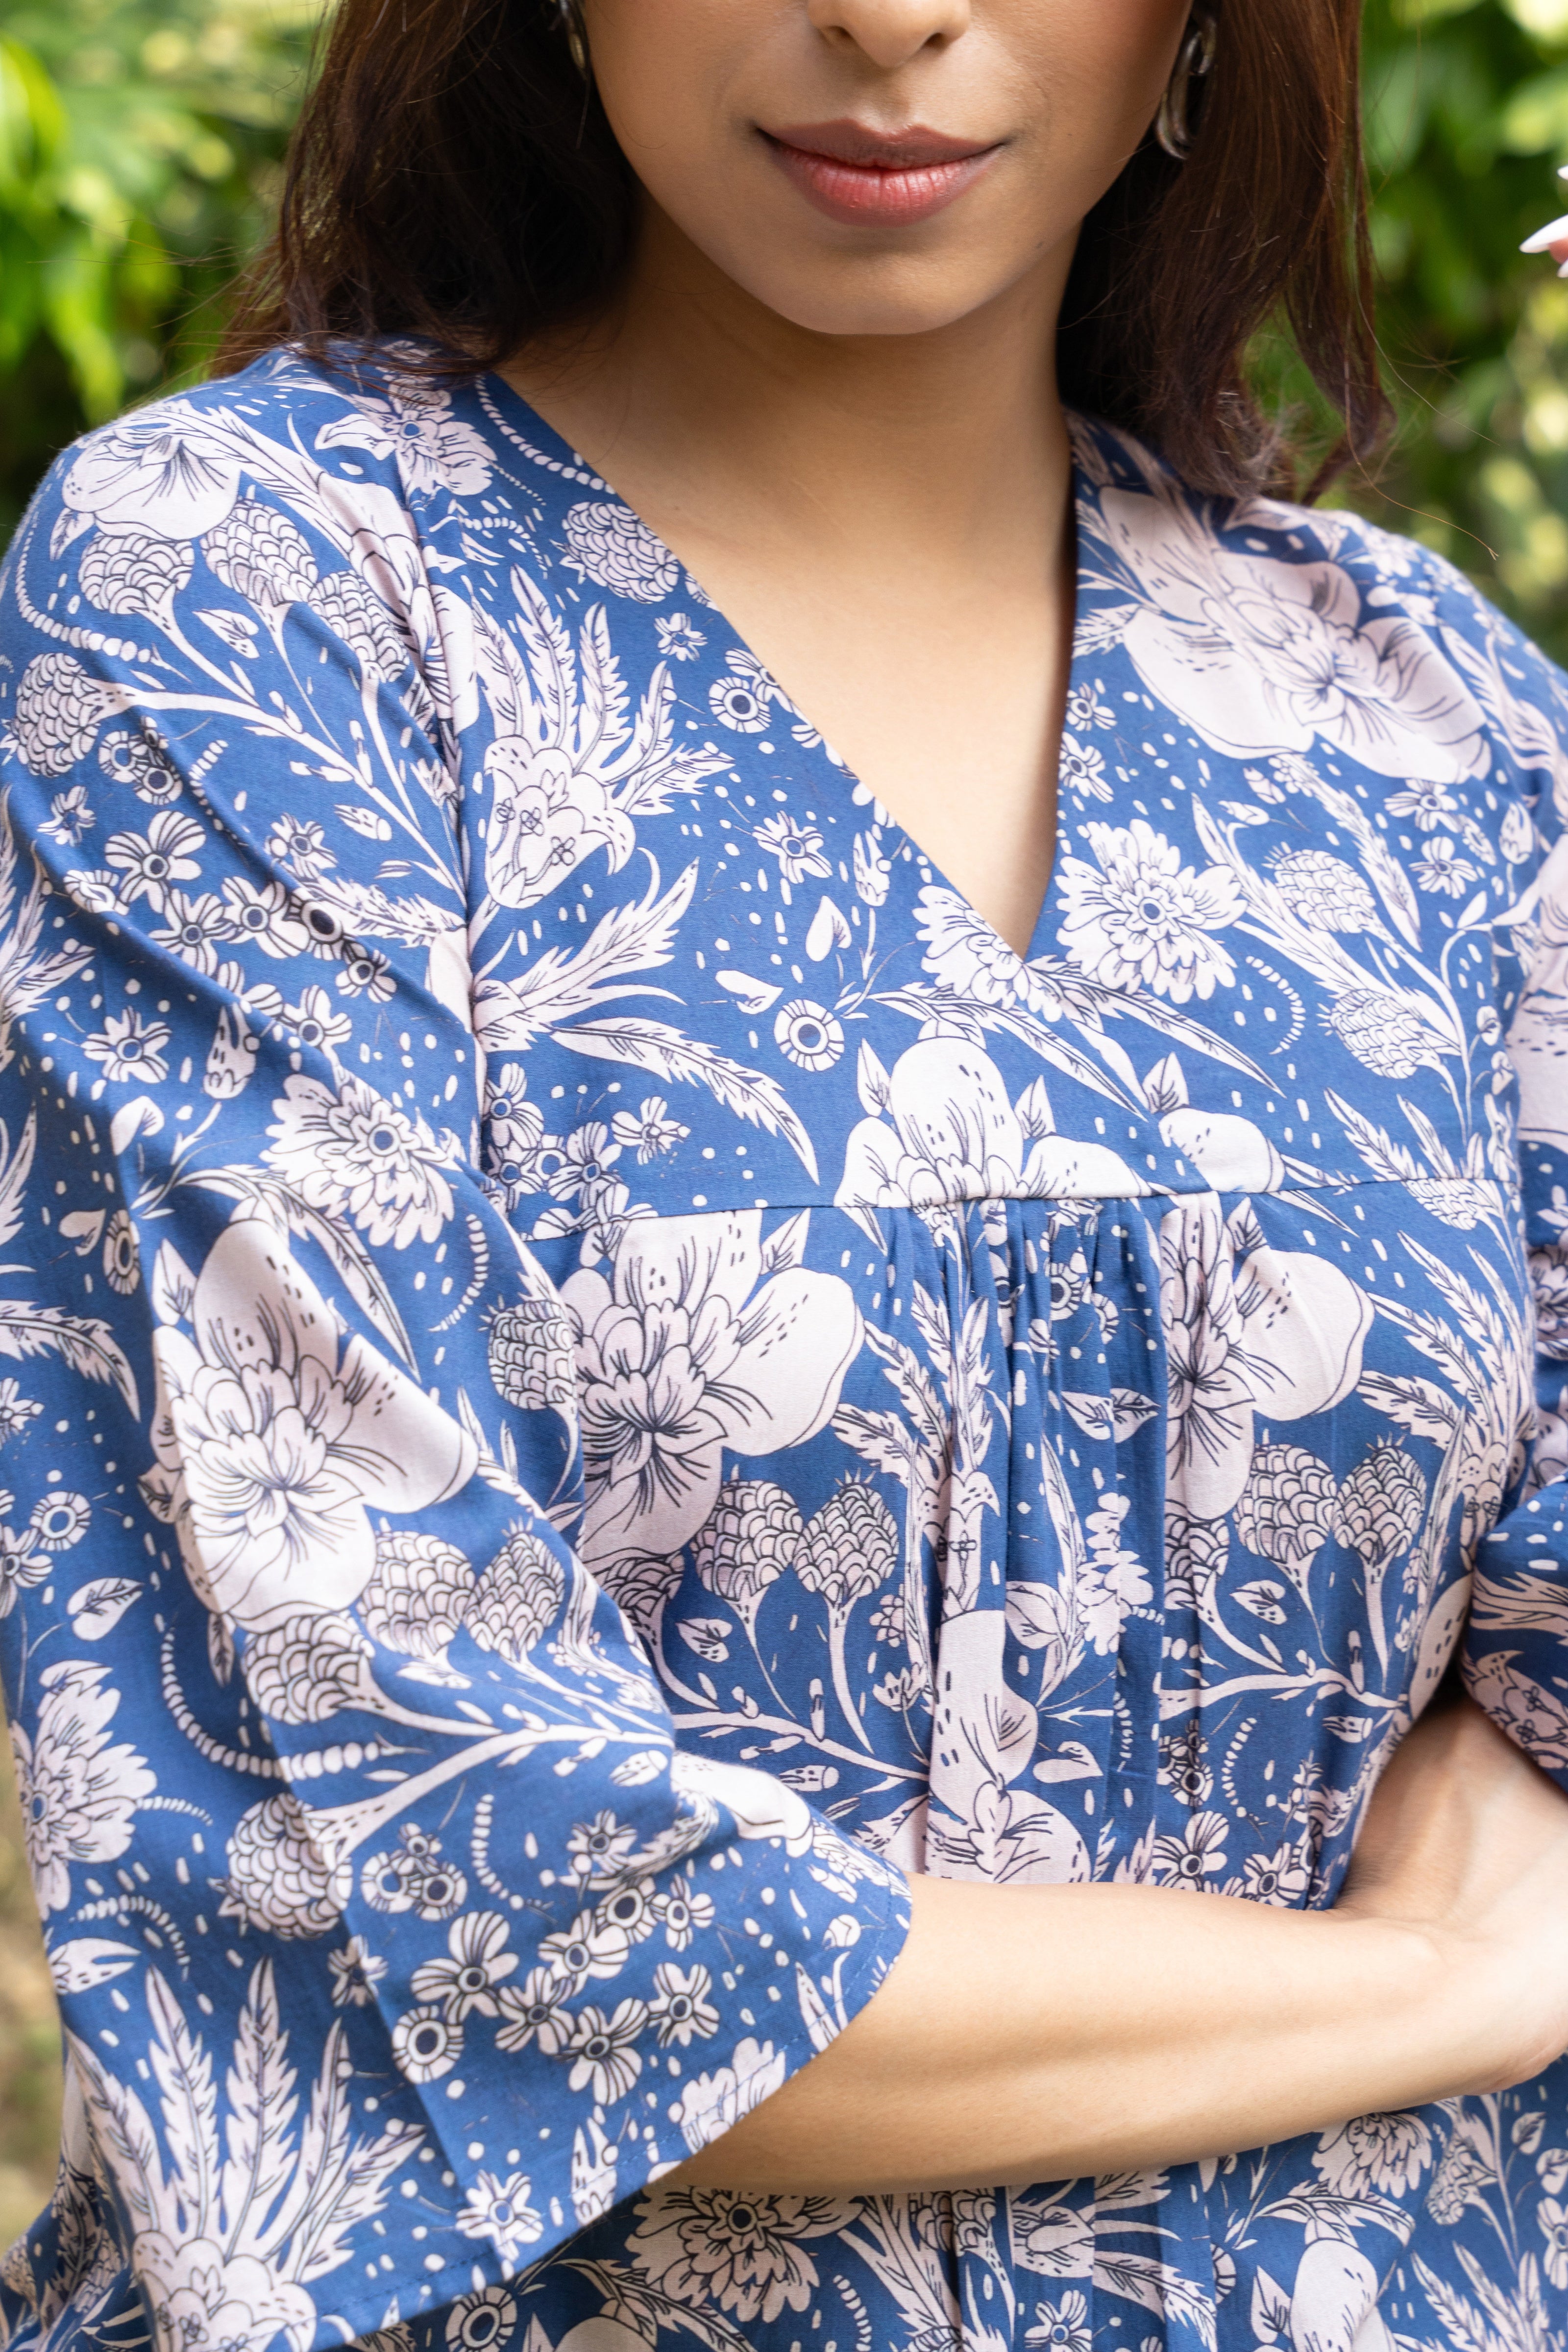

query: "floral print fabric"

left=0, top=349, right=1567, bottom=2352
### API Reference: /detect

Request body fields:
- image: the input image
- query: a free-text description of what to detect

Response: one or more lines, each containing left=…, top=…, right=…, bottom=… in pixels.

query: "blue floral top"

left=1, top=346, right=1568, bottom=2352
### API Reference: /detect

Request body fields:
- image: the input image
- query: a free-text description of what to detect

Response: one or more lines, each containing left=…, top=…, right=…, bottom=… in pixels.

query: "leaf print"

left=7, top=352, right=1568, bottom=2352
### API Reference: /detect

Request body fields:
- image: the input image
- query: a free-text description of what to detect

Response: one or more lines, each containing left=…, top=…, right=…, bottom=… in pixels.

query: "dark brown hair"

left=216, top=0, right=1385, bottom=499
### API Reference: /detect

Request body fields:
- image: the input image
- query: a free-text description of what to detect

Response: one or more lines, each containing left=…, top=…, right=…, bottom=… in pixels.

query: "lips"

left=760, top=119, right=1001, bottom=229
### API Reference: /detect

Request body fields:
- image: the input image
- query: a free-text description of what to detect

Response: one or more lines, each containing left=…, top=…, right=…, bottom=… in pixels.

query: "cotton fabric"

left=0, top=347, right=1567, bottom=2352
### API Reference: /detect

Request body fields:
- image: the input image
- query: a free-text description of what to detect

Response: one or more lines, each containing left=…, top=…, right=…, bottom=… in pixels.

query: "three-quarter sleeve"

left=0, top=396, right=907, bottom=2352
left=1466, top=653, right=1568, bottom=1788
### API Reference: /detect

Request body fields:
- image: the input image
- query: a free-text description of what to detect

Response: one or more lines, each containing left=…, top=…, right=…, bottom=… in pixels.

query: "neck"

left=508, top=202, right=1076, bottom=579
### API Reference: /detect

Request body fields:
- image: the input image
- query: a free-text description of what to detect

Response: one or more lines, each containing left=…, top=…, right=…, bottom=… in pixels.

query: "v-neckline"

left=478, top=368, right=1088, bottom=973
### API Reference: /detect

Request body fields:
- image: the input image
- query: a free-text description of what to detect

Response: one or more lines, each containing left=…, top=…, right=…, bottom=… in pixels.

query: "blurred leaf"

left=0, top=0, right=324, bottom=531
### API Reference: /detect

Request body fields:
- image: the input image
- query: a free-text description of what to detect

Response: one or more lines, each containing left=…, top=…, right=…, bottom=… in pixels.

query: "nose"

left=806, top=0, right=971, bottom=71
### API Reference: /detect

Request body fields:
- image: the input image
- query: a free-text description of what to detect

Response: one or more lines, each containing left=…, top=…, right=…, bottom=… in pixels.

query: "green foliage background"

left=2, top=0, right=1568, bottom=647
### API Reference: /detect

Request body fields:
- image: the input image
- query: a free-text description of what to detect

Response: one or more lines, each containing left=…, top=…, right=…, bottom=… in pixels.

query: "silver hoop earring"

left=1155, top=10, right=1216, bottom=162
left=553, top=0, right=589, bottom=78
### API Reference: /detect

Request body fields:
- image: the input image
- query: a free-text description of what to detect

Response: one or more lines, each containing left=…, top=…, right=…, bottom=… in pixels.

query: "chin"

left=717, top=252, right=1024, bottom=343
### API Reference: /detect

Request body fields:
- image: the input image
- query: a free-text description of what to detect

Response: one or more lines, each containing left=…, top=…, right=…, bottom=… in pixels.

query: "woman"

left=2, top=2, right=1568, bottom=2349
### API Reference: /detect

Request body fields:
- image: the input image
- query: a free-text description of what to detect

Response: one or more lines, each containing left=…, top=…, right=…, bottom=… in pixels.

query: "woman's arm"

left=676, top=1698, right=1568, bottom=2192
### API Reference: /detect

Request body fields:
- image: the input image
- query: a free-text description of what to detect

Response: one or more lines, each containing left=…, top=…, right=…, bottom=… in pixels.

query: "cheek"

left=587, top=0, right=760, bottom=201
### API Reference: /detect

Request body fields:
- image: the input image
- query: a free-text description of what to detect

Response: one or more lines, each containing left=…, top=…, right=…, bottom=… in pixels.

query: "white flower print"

left=316, top=383, right=494, bottom=498
left=710, top=675, right=771, bottom=734
left=327, top=1936, right=386, bottom=2008
left=1058, top=819, right=1244, bottom=1002
left=1313, top=2111, right=1433, bottom=2199
left=655, top=613, right=705, bottom=660
left=391, top=2004, right=463, bottom=2083
left=41, top=785, right=93, bottom=846
left=60, top=403, right=246, bottom=536
left=1160, top=1198, right=1372, bottom=1520
left=1094, top=463, right=1488, bottom=779
left=98, top=813, right=205, bottom=912
left=538, top=1908, right=632, bottom=1992
left=1150, top=1807, right=1230, bottom=1888
left=610, top=1096, right=689, bottom=1163
left=838, top=1037, right=1144, bottom=1222
left=1058, top=734, right=1111, bottom=803
left=138, top=2235, right=314, bottom=2352
left=264, top=1073, right=459, bottom=1249
left=145, top=1217, right=475, bottom=1626
left=82, top=1006, right=171, bottom=1083
left=0, top=1382, right=41, bottom=1446
left=456, top=2173, right=544, bottom=2263
left=409, top=1911, right=518, bottom=2017
left=754, top=813, right=832, bottom=882
left=915, top=886, right=1037, bottom=1005
left=1386, top=777, right=1459, bottom=832
left=563, top=1210, right=861, bottom=1563
left=148, top=887, right=230, bottom=974
left=774, top=999, right=844, bottom=1072
left=444, top=2289, right=517, bottom=2352
left=277, top=987, right=354, bottom=1054
left=220, top=877, right=310, bottom=958
left=630, top=2183, right=845, bottom=2322
left=648, top=1962, right=720, bottom=2047
left=493, top=1968, right=574, bottom=2055
left=562, top=1999, right=648, bottom=2104
left=654, top=1874, right=716, bottom=1951
left=1026, top=2293, right=1093, bottom=2352
left=1414, top=836, right=1478, bottom=897
left=12, top=1660, right=155, bottom=1914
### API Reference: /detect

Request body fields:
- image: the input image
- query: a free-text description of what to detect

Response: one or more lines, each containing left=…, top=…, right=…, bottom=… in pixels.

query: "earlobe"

left=1154, top=7, right=1216, bottom=162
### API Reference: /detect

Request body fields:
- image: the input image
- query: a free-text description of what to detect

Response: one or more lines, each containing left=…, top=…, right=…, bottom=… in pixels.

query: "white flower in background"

left=327, top=1936, right=386, bottom=2008
left=409, top=1911, right=517, bottom=2019
left=391, top=2004, right=462, bottom=2084
left=1413, top=837, right=1478, bottom=897
left=145, top=1216, right=475, bottom=1626
left=563, top=1999, right=648, bottom=2103
left=648, top=1962, right=721, bottom=2048
left=12, top=1660, right=154, bottom=1915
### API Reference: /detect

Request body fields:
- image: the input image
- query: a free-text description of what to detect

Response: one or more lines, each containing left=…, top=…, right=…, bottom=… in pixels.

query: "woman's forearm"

left=677, top=1702, right=1568, bottom=2195
left=673, top=1874, right=1473, bottom=2193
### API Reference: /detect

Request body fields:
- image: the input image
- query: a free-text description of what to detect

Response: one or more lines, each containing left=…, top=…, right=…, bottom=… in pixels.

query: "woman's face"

left=581, top=0, right=1193, bottom=341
